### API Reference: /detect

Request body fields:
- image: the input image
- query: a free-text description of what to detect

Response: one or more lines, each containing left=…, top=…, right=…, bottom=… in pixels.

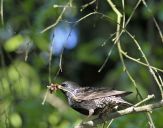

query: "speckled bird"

left=49, top=81, right=132, bottom=116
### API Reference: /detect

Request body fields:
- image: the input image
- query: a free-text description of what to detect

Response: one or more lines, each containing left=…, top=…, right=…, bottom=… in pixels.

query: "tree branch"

left=76, top=100, right=163, bottom=128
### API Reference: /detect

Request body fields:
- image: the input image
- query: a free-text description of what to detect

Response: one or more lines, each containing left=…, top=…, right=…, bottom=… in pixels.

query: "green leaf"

left=10, top=113, right=22, bottom=128
left=4, top=35, right=24, bottom=52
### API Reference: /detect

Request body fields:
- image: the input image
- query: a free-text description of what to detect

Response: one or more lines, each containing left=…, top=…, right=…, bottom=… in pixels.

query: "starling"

left=49, top=81, right=132, bottom=117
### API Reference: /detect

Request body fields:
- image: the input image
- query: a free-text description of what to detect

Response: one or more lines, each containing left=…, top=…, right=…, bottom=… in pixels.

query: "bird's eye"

left=61, top=83, right=67, bottom=87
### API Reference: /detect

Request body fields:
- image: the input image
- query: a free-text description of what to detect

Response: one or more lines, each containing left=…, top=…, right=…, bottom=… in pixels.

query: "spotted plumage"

left=49, top=81, right=132, bottom=116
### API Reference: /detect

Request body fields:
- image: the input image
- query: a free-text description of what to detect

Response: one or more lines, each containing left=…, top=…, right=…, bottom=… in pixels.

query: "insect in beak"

left=47, top=83, right=78, bottom=100
left=47, top=83, right=61, bottom=93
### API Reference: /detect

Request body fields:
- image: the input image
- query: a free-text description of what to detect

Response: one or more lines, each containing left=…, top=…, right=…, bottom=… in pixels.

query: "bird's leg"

left=88, top=109, right=94, bottom=117
left=82, top=109, right=94, bottom=123
left=80, top=110, right=96, bottom=128
left=86, top=109, right=94, bottom=121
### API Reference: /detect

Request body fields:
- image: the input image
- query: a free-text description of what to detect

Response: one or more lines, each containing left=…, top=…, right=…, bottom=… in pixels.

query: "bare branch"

left=77, top=100, right=163, bottom=128
left=121, top=50, right=163, bottom=73
left=40, top=2, right=70, bottom=33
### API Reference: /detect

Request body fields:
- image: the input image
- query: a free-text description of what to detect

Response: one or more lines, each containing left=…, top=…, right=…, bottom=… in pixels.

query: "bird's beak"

left=57, top=84, right=63, bottom=89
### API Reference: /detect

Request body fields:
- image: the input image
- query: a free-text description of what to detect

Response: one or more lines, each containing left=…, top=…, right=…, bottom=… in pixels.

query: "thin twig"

left=25, top=40, right=31, bottom=61
left=125, top=0, right=142, bottom=27
left=134, top=94, right=155, bottom=107
left=41, top=2, right=70, bottom=33
left=126, top=30, right=163, bottom=99
left=0, top=0, right=4, bottom=25
left=41, top=88, right=49, bottom=105
left=59, top=50, right=63, bottom=72
left=159, top=75, right=163, bottom=87
left=142, top=0, right=163, bottom=44
left=121, top=50, right=163, bottom=73
left=98, top=42, right=116, bottom=72
left=106, top=119, right=114, bottom=128
left=75, top=11, right=97, bottom=24
left=80, top=0, right=96, bottom=12
left=48, top=43, right=53, bottom=84
left=106, top=1, right=156, bottom=127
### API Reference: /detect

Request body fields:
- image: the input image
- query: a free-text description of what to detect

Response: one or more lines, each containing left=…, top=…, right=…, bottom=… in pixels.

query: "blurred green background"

left=0, top=0, right=163, bottom=128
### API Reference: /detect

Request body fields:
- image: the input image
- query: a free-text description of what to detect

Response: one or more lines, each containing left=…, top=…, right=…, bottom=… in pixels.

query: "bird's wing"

left=75, top=87, right=132, bottom=101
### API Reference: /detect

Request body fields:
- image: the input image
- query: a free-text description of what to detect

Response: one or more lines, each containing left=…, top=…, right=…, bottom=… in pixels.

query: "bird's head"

left=48, top=81, right=79, bottom=94
left=61, top=81, right=79, bottom=92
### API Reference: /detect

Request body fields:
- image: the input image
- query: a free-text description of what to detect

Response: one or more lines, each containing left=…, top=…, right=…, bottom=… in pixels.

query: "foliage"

left=0, top=0, right=163, bottom=128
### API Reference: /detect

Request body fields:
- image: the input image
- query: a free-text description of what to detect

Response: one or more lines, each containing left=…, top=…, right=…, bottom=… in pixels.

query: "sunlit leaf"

left=4, top=35, right=24, bottom=52
left=10, top=113, right=22, bottom=128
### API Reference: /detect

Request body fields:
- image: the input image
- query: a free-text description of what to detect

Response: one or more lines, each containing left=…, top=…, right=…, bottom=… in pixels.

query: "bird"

left=48, top=81, right=132, bottom=117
